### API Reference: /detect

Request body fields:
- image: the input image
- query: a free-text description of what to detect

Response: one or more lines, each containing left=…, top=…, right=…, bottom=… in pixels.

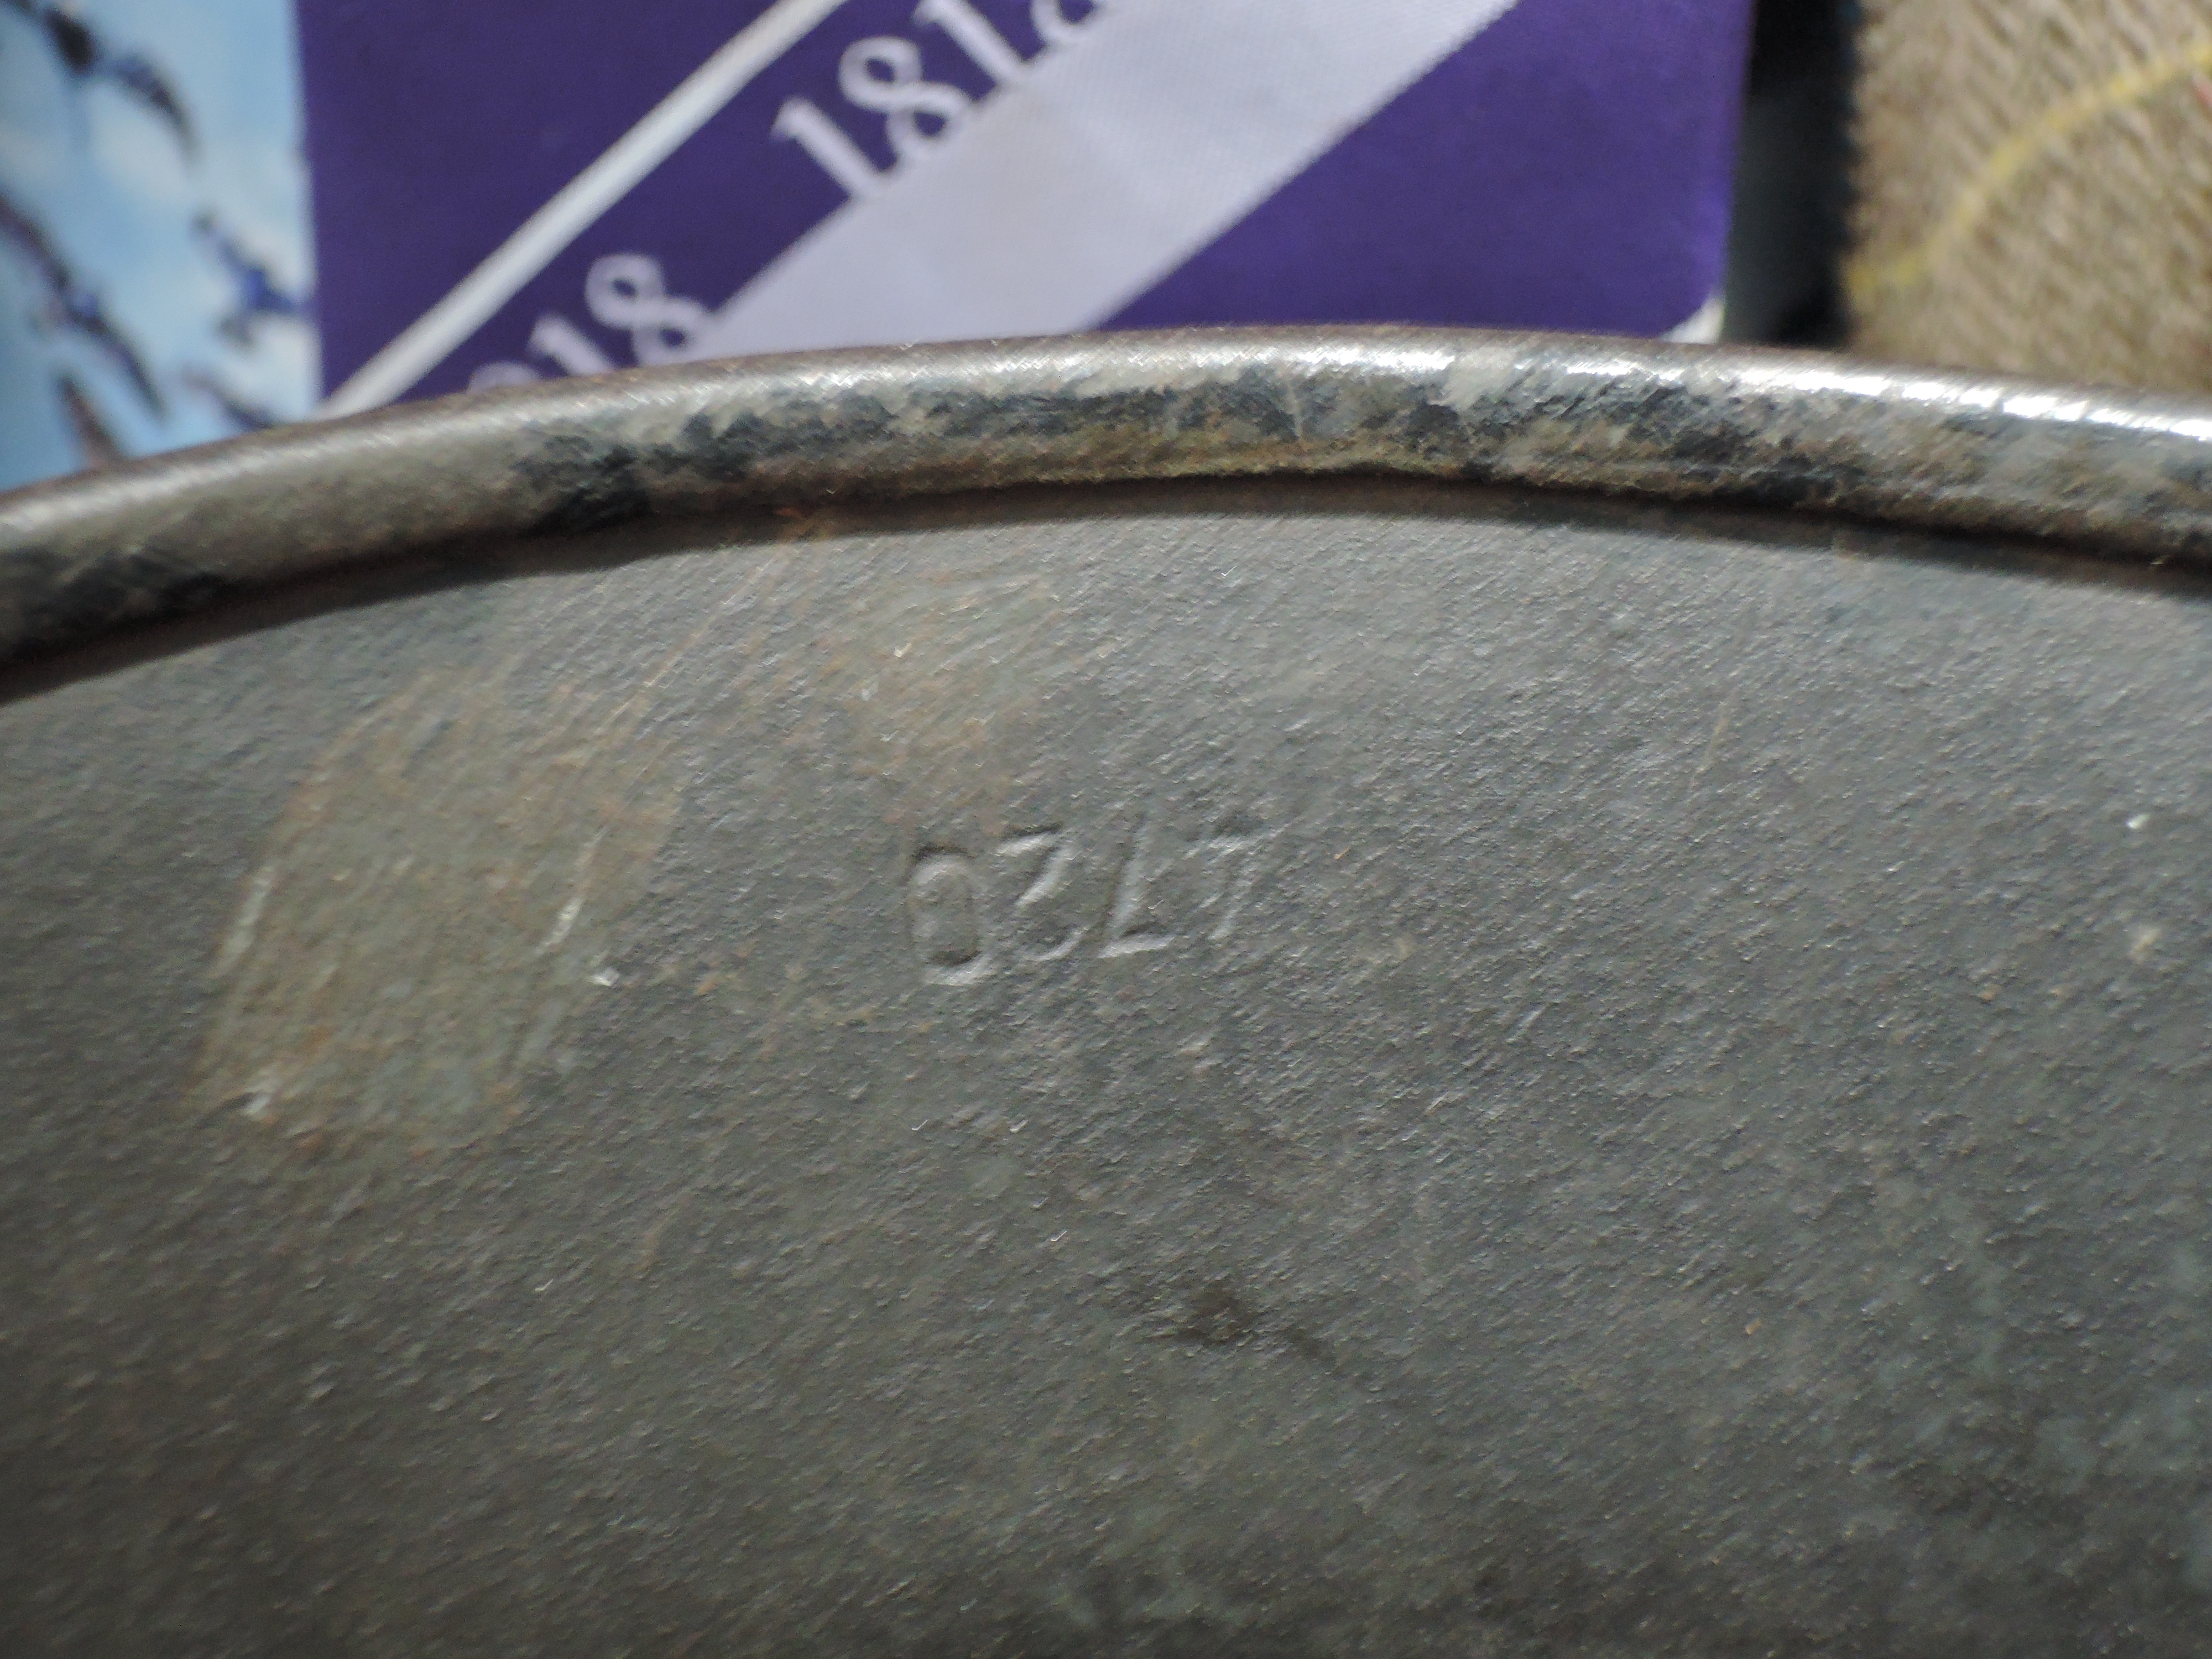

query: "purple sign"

left=300, top=0, right=1753, bottom=415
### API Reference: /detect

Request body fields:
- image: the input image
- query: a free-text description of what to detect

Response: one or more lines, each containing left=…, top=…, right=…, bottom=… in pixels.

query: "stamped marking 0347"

left=908, top=815, right=1266, bottom=984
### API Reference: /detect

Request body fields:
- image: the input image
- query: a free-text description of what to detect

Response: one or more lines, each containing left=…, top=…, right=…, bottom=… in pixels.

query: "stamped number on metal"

left=907, top=816, right=1266, bottom=984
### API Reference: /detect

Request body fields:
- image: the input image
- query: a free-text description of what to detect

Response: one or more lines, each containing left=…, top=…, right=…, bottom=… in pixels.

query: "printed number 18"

left=775, top=0, right=1103, bottom=200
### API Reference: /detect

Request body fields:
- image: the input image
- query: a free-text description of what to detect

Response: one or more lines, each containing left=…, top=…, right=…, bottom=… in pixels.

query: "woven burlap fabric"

left=1848, top=0, right=2212, bottom=392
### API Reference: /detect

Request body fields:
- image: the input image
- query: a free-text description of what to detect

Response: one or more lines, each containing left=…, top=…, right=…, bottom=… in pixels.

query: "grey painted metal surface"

left=6, top=331, right=2212, bottom=1654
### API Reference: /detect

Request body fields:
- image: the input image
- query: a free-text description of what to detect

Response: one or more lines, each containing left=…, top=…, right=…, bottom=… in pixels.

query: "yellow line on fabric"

left=1846, top=34, right=2212, bottom=306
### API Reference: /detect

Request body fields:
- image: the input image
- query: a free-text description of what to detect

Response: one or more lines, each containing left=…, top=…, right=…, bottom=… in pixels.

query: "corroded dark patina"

left=4, top=328, right=2212, bottom=665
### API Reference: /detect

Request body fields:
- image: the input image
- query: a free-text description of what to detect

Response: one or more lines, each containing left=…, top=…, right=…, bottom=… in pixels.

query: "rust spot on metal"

left=190, top=662, right=681, bottom=1167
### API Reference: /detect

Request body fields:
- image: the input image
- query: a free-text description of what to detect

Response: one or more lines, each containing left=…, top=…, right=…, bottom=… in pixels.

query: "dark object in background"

left=7, top=331, right=2212, bottom=1653
left=1723, top=0, right=1855, bottom=345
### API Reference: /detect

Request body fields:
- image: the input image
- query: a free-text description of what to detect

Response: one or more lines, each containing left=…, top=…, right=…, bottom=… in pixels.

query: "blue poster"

left=0, top=0, right=317, bottom=491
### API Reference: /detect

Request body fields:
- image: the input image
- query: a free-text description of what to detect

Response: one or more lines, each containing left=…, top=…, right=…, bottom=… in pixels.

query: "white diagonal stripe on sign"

left=321, top=0, right=850, bottom=417
left=693, top=0, right=1523, bottom=360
